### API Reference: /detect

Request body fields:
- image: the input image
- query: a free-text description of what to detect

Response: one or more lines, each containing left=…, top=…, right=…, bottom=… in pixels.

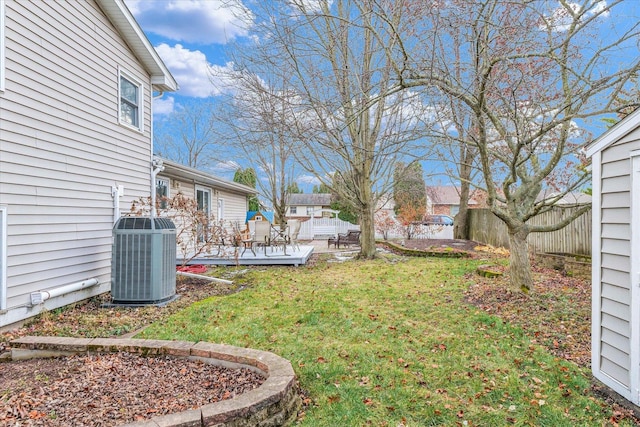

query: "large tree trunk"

left=507, top=225, right=533, bottom=293
left=359, top=202, right=377, bottom=259
left=454, top=184, right=470, bottom=239
left=454, top=144, right=475, bottom=240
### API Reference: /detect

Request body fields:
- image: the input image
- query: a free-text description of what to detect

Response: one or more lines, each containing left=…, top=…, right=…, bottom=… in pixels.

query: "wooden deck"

left=179, top=244, right=315, bottom=267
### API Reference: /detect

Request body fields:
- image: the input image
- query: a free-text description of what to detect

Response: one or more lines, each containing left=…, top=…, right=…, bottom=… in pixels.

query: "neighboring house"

left=286, top=193, right=333, bottom=219
left=156, top=158, right=256, bottom=228
left=586, top=107, right=640, bottom=407
left=426, top=186, right=479, bottom=216
left=375, top=193, right=396, bottom=217
left=0, top=0, right=177, bottom=328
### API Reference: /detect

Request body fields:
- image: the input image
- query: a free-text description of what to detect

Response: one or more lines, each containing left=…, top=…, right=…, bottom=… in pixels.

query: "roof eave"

left=158, top=158, right=257, bottom=196
left=586, top=107, right=640, bottom=157
left=96, top=0, right=178, bottom=92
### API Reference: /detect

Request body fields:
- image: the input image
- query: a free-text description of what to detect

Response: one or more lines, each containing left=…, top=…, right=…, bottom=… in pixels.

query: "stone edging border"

left=377, top=240, right=470, bottom=258
left=9, top=336, right=301, bottom=427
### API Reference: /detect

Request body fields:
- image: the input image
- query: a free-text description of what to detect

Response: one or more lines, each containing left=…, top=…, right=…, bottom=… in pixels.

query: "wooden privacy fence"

left=467, top=207, right=592, bottom=255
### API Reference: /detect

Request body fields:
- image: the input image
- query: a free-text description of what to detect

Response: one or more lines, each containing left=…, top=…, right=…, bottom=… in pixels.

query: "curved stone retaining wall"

left=10, top=336, right=301, bottom=427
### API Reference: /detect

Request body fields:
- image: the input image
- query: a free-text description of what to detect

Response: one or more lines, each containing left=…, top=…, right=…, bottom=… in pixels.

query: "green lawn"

left=140, top=255, right=623, bottom=426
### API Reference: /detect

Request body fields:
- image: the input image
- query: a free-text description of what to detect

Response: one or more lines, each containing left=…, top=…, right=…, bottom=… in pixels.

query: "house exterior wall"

left=286, top=205, right=330, bottom=218
left=217, top=188, right=248, bottom=226
left=0, top=0, right=157, bottom=327
left=592, top=126, right=640, bottom=401
left=432, top=205, right=456, bottom=216
left=157, top=175, right=249, bottom=225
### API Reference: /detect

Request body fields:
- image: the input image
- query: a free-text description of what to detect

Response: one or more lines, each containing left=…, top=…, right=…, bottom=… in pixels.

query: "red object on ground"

left=176, top=265, right=208, bottom=274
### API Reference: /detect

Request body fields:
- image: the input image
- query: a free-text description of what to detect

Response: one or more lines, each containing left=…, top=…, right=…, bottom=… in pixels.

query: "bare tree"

left=227, top=0, right=431, bottom=258
left=393, top=0, right=640, bottom=291
left=429, top=94, right=483, bottom=240
left=154, top=99, right=219, bottom=169
left=213, top=72, right=299, bottom=226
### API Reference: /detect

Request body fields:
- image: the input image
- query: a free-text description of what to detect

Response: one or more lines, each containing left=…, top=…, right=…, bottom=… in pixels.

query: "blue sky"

left=125, top=0, right=268, bottom=180
left=125, top=0, right=461, bottom=189
left=125, top=0, right=639, bottom=191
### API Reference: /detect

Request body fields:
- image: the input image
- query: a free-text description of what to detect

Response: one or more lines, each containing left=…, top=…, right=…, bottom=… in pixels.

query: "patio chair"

left=269, top=223, right=290, bottom=255
left=253, top=221, right=272, bottom=254
left=238, top=221, right=256, bottom=257
left=287, top=220, right=302, bottom=251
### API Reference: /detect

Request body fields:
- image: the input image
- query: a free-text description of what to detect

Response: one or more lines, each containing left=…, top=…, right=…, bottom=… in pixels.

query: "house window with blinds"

left=119, top=71, right=143, bottom=131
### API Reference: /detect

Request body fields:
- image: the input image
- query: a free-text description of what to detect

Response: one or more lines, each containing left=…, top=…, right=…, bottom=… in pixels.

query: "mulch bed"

left=1, top=275, right=264, bottom=427
left=1, top=352, right=263, bottom=426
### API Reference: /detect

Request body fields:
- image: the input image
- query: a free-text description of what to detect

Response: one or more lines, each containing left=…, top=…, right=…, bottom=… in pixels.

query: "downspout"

left=150, top=91, right=165, bottom=219
left=151, top=158, right=164, bottom=219
left=111, top=184, right=124, bottom=224
left=30, top=278, right=99, bottom=306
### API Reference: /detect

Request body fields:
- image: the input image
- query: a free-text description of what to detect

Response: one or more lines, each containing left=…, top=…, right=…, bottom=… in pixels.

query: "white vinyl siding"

left=217, top=188, right=248, bottom=224
left=0, top=0, right=155, bottom=326
left=0, top=0, right=5, bottom=92
left=0, top=206, right=6, bottom=310
left=593, top=128, right=640, bottom=397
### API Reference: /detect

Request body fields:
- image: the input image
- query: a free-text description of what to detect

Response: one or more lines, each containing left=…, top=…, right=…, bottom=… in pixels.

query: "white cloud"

left=297, top=175, right=321, bottom=186
left=154, top=44, right=238, bottom=97
left=287, top=0, right=333, bottom=14
left=542, top=1, right=609, bottom=32
left=213, top=160, right=241, bottom=172
left=153, top=96, right=175, bottom=115
left=126, top=0, right=253, bottom=44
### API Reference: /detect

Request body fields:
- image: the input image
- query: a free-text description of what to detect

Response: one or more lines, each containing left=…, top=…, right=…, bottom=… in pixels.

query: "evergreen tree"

left=233, top=168, right=260, bottom=211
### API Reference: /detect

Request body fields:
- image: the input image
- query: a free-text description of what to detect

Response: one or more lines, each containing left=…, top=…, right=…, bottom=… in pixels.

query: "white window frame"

left=118, top=68, right=143, bottom=132
left=196, top=186, right=211, bottom=215
left=0, top=0, right=5, bottom=92
left=306, top=206, right=314, bottom=216
left=290, top=206, right=297, bottom=215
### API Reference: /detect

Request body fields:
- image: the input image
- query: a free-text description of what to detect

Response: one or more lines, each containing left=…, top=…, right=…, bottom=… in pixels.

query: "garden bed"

left=3, top=337, right=301, bottom=427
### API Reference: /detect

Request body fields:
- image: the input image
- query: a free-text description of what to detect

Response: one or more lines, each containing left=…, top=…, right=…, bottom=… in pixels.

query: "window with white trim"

left=119, top=71, right=143, bottom=130
left=196, top=187, right=211, bottom=215
left=0, top=0, right=5, bottom=92
left=196, top=187, right=211, bottom=242
left=290, top=206, right=297, bottom=215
